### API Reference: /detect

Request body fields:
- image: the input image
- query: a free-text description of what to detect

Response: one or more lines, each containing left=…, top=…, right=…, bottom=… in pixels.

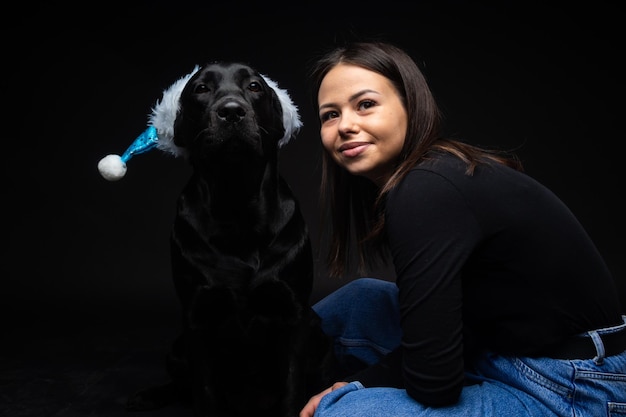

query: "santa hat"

left=97, top=66, right=303, bottom=181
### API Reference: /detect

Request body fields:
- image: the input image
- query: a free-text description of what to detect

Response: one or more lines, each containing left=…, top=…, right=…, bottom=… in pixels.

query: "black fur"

left=126, top=62, right=334, bottom=416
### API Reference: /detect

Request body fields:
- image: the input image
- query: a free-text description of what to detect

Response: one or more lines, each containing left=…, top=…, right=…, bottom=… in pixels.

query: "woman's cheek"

left=320, top=131, right=335, bottom=154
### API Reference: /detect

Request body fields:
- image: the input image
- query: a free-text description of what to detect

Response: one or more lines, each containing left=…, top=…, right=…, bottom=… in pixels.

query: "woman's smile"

left=338, top=142, right=372, bottom=158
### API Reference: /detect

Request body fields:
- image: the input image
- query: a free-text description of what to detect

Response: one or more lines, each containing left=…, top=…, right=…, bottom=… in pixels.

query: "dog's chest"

left=171, top=180, right=301, bottom=284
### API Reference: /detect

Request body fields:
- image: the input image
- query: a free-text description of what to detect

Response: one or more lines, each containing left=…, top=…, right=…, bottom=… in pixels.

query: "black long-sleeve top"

left=350, top=152, right=623, bottom=406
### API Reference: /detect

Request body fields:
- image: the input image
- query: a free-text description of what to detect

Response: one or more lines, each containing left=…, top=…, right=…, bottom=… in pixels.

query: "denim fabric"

left=313, top=278, right=626, bottom=417
left=312, top=277, right=402, bottom=374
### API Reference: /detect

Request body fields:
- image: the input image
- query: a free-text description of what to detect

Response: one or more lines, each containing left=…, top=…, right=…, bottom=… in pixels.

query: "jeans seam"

left=336, top=337, right=394, bottom=355
left=513, top=357, right=573, bottom=397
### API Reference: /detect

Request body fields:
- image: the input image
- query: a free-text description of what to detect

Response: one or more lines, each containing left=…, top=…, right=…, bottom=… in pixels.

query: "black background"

left=3, top=1, right=624, bottom=335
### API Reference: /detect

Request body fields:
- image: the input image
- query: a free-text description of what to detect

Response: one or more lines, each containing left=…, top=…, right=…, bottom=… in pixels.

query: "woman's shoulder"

left=411, top=150, right=524, bottom=183
left=389, top=153, right=470, bottom=205
left=392, top=151, right=532, bottom=204
left=403, top=152, right=472, bottom=186
left=414, top=151, right=465, bottom=172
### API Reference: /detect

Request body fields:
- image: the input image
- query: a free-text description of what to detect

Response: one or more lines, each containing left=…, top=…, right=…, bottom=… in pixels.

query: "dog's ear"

left=172, top=84, right=197, bottom=149
left=263, top=85, right=287, bottom=144
left=171, top=67, right=206, bottom=150
left=147, top=65, right=198, bottom=158
left=261, top=74, right=303, bottom=148
left=270, top=88, right=284, bottom=123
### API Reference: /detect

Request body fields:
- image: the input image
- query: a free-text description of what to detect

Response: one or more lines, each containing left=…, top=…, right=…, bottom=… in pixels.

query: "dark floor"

left=0, top=276, right=344, bottom=417
left=1, top=306, right=196, bottom=417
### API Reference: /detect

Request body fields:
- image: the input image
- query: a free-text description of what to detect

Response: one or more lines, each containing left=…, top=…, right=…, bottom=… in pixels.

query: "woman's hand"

left=299, top=382, right=349, bottom=417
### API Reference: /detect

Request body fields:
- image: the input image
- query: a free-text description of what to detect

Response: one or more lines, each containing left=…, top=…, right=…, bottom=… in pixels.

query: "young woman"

left=299, top=41, right=626, bottom=417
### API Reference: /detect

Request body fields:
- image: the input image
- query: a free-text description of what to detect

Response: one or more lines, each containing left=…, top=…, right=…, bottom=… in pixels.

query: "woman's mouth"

left=339, top=142, right=371, bottom=158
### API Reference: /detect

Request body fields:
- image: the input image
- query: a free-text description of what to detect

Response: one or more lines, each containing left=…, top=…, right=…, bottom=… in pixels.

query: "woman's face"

left=317, top=63, right=408, bottom=186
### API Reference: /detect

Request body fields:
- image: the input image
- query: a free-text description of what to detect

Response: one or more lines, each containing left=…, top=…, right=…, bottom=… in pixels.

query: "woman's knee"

left=313, top=278, right=398, bottom=327
left=315, top=383, right=422, bottom=417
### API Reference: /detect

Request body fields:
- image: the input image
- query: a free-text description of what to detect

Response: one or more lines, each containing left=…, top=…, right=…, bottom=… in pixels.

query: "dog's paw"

left=188, top=285, right=238, bottom=329
left=126, top=382, right=178, bottom=411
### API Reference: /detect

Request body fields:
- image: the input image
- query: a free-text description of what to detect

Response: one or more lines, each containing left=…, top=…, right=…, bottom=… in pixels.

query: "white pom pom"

left=98, top=154, right=127, bottom=181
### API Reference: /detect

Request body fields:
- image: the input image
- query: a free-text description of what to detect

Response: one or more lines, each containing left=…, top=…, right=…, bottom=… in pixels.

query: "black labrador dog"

left=126, top=62, right=334, bottom=417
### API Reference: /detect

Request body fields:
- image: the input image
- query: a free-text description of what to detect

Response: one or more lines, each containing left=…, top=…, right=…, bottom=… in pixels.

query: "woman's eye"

left=320, top=111, right=338, bottom=122
left=358, top=100, right=375, bottom=110
left=248, top=81, right=262, bottom=92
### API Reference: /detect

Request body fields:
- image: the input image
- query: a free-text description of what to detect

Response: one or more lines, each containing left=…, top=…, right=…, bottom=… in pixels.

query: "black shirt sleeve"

left=351, top=168, right=479, bottom=406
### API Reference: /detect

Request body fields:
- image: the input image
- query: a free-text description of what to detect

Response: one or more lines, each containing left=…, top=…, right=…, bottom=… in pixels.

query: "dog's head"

left=173, top=62, right=288, bottom=165
left=98, top=63, right=302, bottom=181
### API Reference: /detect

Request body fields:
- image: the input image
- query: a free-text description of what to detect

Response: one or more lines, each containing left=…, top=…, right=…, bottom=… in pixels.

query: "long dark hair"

left=308, top=41, right=522, bottom=278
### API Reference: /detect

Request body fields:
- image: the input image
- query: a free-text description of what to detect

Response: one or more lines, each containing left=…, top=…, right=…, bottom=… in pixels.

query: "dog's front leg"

left=189, top=339, right=219, bottom=417
left=188, top=284, right=241, bottom=416
left=280, top=319, right=311, bottom=417
left=282, top=308, right=338, bottom=417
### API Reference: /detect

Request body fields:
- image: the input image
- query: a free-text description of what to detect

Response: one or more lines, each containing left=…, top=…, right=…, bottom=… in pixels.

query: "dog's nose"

left=217, top=101, right=246, bottom=123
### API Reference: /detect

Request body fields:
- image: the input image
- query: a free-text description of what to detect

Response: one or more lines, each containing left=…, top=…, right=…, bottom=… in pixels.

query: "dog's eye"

left=194, top=84, right=210, bottom=93
left=248, top=82, right=262, bottom=92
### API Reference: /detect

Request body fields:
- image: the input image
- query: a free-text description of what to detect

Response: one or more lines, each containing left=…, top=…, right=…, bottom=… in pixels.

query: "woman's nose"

left=337, top=113, right=359, bottom=136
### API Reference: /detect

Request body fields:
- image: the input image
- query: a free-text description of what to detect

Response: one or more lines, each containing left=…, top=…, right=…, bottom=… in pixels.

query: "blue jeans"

left=312, top=278, right=626, bottom=417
